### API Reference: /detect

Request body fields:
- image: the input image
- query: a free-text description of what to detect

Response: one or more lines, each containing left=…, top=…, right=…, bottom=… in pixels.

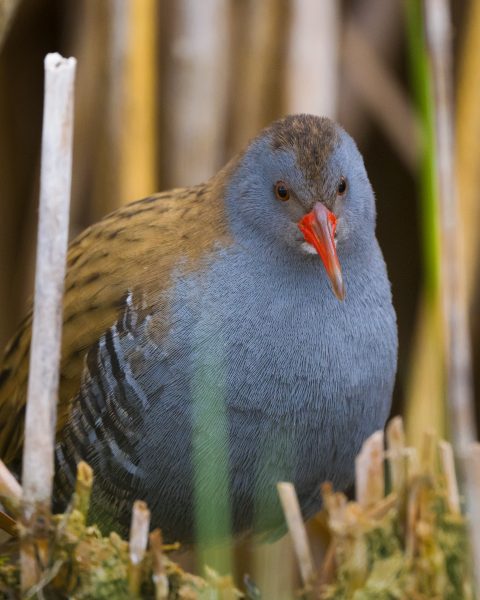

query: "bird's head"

left=226, top=114, right=377, bottom=301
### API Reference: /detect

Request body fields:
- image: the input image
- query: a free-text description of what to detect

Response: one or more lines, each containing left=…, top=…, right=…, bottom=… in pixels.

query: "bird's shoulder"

left=0, top=174, right=232, bottom=464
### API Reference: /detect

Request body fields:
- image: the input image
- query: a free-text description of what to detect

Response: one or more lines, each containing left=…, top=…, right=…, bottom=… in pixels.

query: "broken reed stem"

left=424, top=0, right=476, bottom=451
left=149, top=529, right=169, bottom=600
left=355, top=430, right=384, bottom=507
left=20, top=52, right=76, bottom=592
left=438, top=440, right=460, bottom=514
left=386, top=416, right=406, bottom=493
left=72, top=461, right=93, bottom=518
left=0, top=458, right=22, bottom=509
left=129, top=500, right=151, bottom=596
left=277, top=481, right=315, bottom=590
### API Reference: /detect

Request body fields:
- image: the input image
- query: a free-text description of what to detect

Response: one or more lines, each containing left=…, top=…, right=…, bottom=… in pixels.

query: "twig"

left=20, top=52, right=76, bottom=592
left=438, top=440, right=460, bottom=514
left=286, top=0, right=338, bottom=118
left=128, top=500, right=151, bottom=596
left=149, top=529, right=169, bottom=600
left=277, top=482, right=315, bottom=590
left=355, top=430, right=384, bottom=508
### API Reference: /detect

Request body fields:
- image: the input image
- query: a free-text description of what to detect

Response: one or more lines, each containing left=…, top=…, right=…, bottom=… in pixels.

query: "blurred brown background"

left=0, top=0, right=478, bottom=435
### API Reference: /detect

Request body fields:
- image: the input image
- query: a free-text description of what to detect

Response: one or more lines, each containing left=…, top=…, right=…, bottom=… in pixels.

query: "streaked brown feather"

left=0, top=165, right=234, bottom=465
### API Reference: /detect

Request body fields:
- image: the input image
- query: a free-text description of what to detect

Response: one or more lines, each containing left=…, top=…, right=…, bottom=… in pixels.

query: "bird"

left=0, top=114, right=397, bottom=543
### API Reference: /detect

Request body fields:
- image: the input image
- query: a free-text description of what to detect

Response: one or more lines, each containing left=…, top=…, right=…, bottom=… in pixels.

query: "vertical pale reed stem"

left=424, top=0, right=476, bottom=450
left=286, top=0, right=338, bottom=118
left=129, top=500, right=151, bottom=596
left=424, top=0, right=479, bottom=591
left=277, top=482, right=314, bottom=589
left=464, top=443, right=480, bottom=595
left=166, top=0, right=230, bottom=186
left=355, top=430, right=384, bottom=508
left=21, top=52, right=76, bottom=590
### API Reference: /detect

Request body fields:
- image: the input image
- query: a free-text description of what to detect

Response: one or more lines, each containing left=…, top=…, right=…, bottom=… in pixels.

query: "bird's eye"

left=274, top=181, right=290, bottom=201
left=337, top=176, right=347, bottom=195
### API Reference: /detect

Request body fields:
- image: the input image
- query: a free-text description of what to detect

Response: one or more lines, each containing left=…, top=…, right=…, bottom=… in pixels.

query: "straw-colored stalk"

left=343, top=21, right=418, bottom=171
left=455, top=0, right=480, bottom=302
left=229, top=0, right=281, bottom=152
left=404, top=0, right=444, bottom=449
left=129, top=500, right=151, bottom=597
left=0, top=458, right=21, bottom=536
left=72, top=461, right=93, bottom=518
left=149, top=529, right=169, bottom=600
left=277, top=481, right=315, bottom=591
left=286, top=0, right=338, bottom=118
left=386, top=416, right=406, bottom=493
left=355, top=430, right=384, bottom=508
left=424, top=0, right=478, bottom=591
left=0, top=0, right=18, bottom=49
left=165, top=0, right=230, bottom=187
left=20, top=52, right=76, bottom=592
left=424, top=0, right=476, bottom=449
left=102, top=0, right=157, bottom=211
left=464, top=443, right=480, bottom=596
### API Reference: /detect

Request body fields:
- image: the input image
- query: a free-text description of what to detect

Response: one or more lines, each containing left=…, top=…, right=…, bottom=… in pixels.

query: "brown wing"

left=0, top=175, right=230, bottom=465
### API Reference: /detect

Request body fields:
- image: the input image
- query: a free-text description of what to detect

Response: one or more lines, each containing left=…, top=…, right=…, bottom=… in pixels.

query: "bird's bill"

left=298, top=202, right=345, bottom=301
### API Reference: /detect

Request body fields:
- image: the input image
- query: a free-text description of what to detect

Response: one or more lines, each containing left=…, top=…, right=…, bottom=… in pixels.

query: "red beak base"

left=298, top=203, right=345, bottom=301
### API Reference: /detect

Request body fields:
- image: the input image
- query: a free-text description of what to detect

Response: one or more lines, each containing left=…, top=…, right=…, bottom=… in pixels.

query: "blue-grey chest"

left=162, top=244, right=397, bottom=486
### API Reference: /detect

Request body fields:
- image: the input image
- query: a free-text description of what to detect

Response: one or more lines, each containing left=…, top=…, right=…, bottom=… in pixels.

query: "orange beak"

left=298, top=203, right=345, bottom=301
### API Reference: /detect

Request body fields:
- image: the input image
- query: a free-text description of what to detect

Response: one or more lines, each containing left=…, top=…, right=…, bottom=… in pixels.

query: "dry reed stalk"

left=129, top=500, right=151, bottom=596
left=341, top=0, right=404, bottom=142
left=286, top=0, right=338, bottom=118
left=253, top=536, right=294, bottom=600
left=118, top=0, right=157, bottom=205
left=149, top=529, right=169, bottom=600
left=386, top=416, right=406, bottom=493
left=0, top=459, right=21, bottom=536
left=277, top=481, right=315, bottom=590
left=464, top=443, right=480, bottom=596
left=0, top=0, right=18, bottom=49
left=420, top=429, right=436, bottom=474
left=229, top=0, right=280, bottom=152
left=425, top=0, right=478, bottom=592
left=424, top=0, right=476, bottom=450
left=20, top=52, right=76, bottom=592
left=343, top=21, right=419, bottom=171
left=455, top=0, right=480, bottom=302
left=0, top=458, right=21, bottom=508
left=72, top=461, right=93, bottom=518
left=438, top=440, right=460, bottom=514
left=355, top=430, right=384, bottom=508
left=166, top=0, right=230, bottom=186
